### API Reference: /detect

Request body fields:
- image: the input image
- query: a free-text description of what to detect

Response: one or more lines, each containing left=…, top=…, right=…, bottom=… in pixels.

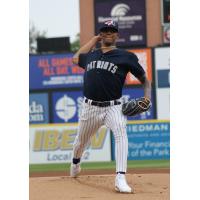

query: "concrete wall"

left=79, top=0, right=94, bottom=46
left=146, top=0, right=163, bottom=46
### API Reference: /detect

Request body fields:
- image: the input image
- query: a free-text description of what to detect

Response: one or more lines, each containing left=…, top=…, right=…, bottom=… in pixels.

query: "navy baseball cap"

left=99, top=20, right=118, bottom=32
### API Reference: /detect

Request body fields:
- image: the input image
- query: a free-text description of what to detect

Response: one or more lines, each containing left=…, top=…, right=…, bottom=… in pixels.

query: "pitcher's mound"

left=30, top=173, right=169, bottom=200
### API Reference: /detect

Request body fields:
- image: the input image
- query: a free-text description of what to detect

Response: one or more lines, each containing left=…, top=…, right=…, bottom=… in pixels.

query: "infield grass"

left=29, top=160, right=169, bottom=173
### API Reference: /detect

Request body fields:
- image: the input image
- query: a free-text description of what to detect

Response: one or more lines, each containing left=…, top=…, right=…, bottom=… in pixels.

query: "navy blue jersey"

left=78, top=48, right=145, bottom=101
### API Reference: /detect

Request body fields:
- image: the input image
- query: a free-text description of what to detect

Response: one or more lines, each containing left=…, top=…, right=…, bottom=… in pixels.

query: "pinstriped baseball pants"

left=73, top=101, right=128, bottom=172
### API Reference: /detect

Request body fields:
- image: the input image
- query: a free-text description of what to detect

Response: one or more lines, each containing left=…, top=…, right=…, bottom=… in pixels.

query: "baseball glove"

left=122, top=97, right=152, bottom=116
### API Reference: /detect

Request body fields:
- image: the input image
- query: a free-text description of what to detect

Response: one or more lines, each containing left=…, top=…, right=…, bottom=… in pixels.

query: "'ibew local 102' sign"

left=29, top=124, right=111, bottom=164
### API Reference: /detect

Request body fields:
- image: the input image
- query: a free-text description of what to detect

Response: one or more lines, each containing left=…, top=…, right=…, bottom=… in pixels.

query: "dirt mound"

left=30, top=171, right=169, bottom=200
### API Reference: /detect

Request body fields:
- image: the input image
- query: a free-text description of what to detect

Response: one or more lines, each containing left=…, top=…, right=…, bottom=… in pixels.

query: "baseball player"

left=71, top=20, right=151, bottom=193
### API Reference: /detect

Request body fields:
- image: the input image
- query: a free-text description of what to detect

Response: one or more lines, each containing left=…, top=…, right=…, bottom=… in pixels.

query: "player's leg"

left=105, top=104, right=132, bottom=193
left=70, top=103, right=103, bottom=177
left=73, top=104, right=103, bottom=158
left=105, top=104, right=128, bottom=172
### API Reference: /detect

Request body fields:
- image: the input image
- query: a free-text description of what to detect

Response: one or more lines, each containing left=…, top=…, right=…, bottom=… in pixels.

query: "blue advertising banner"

left=52, top=88, right=155, bottom=123
left=94, top=0, right=146, bottom=47
left=29, top=93, right=49, bottom=124
left=29, top=53, right=84, bottom=89
left=122, top=88, right=155, bottom=120
left=111, top=120, right=170, bottom=160
left=52, top=91, right=84, bottom=123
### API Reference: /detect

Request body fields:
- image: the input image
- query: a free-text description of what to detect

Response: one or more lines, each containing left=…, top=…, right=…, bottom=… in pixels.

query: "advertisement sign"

left=29, top=93, right=49, bottom=124
left=94, top=0, right=147, bottom=47
left=122, top=88, right=155, bottom=120
left=29, top=53, right=84, bottom=89
left=29, top=124, right=111, bottom=164
left=125, top=48, right=152, bottom=85
left=111, top=120, right=170, bottom=160
left=52, top=91, right=84, bottom=123
left=154, top=47, right=170, bottom=119
left=52, top=87, right=155, bottom=123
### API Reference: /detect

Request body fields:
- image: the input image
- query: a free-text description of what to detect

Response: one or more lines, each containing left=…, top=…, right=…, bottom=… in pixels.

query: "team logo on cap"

left=105, top=20, right=115, bottom=26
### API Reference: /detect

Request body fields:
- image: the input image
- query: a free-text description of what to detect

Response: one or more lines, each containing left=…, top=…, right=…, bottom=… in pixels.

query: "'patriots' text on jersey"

left=86, top=61, right=118, bottom=74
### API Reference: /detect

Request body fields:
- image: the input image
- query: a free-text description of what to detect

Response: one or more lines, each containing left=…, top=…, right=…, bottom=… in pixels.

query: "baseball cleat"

left=70, top=163, right=81, bottom=177
left=115, top=173, right=133, bottom=193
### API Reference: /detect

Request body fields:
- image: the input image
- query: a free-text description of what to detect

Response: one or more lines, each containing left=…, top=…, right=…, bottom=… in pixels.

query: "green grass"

left=29, top=160, right=169, bottom=173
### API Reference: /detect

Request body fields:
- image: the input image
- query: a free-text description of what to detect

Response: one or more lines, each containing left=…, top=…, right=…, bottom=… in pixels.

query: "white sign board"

left=154, top=47, right=170, bottom=119
left=29, top=124, right=111, bottom=164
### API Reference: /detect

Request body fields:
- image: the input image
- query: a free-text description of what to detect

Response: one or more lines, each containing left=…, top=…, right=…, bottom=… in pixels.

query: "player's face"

left=100, top=28, right=119, bottom=46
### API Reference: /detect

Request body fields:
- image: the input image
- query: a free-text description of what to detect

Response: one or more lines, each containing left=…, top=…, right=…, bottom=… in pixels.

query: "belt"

left=84, top=98, right=121, bottom=107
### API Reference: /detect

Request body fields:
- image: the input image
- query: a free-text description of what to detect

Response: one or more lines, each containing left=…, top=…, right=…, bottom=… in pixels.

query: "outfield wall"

left=29, top=47, right=170, bottom=164
left=29, top=120, right=170, bottom=164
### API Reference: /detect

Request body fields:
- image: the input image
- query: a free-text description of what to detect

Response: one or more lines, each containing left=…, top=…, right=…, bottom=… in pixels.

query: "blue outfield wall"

left=111, top=120, right=170, bottom=160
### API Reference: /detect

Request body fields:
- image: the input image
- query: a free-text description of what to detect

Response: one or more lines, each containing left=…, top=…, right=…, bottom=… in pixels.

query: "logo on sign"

left=111, top=4, right=130, bottom=16
left=55, top=95, right=76, bottom=122
left=29, top=101, right=45, bottom=122
left=163, top=24, right=170, bottom=43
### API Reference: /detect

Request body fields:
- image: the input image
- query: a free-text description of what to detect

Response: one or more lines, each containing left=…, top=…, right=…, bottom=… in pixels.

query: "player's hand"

left=92, top=35, right=102, bottom=43
left=72, top=57, right=78, bottom=64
